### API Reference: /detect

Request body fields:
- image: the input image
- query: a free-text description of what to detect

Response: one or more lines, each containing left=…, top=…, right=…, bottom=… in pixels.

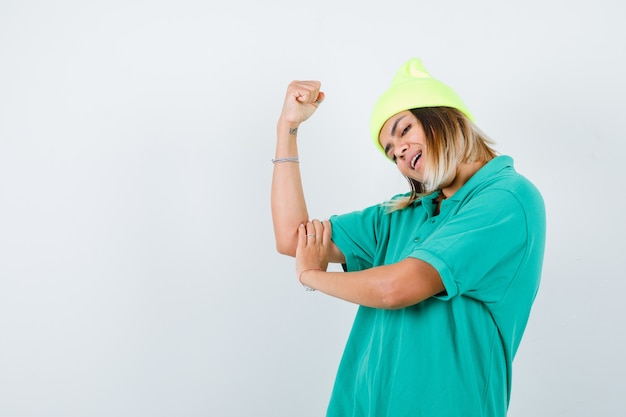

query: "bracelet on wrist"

left=272, top=156, right=299, bottom=164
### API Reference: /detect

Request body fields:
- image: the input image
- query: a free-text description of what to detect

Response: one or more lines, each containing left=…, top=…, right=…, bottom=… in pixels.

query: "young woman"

left=271, top=58, right=546, bottom=417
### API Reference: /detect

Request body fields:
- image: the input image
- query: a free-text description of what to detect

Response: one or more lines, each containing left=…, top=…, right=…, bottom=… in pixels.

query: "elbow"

left=273, top=223, right=305, bottom=258
left=378, top=278, right=411, bottom=310
left=376, top=258, right=439, bottom=309
left=275, top=240, right=296, bottom=257
left=273, top=228, right=298, bottom=257
left=380, top=295, right=409, bottom=310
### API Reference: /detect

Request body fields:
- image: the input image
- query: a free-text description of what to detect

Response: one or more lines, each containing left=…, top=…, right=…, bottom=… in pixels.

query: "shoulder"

left=459, top=165, right=546, bottom=241
left=470, top=156, right=545, bottom=212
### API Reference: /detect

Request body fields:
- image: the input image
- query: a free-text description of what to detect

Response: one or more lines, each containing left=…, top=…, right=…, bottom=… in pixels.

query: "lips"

left=410, top=152, right=422, bottom=169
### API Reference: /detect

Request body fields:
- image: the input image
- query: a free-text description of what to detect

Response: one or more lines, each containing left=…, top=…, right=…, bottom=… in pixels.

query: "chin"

left=407, top=171, right=425, bottom=183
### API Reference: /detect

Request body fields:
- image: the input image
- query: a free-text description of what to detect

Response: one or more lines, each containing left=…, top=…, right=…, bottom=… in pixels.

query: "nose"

left=394, top=141, right=409, bottom=160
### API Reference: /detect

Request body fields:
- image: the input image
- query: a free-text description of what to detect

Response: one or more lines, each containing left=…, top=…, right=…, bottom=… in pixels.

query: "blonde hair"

left=385, top=107, right=497, bottom=211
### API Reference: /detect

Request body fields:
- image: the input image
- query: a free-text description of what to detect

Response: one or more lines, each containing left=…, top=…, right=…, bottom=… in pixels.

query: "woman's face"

left=378, top=110, right=429, bottom=182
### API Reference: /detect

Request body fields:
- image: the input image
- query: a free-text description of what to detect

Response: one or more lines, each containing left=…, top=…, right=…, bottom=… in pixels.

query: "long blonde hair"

left=386, top=107, right=497, bottom=211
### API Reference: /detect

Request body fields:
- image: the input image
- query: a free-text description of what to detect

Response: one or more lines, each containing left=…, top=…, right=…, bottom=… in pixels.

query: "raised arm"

left=271, top=81, right=325, bottom=256
left=272, top=81, right=345, bottom=264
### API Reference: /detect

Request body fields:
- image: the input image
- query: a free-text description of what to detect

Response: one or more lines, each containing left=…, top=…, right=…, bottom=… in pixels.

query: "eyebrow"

left=390, top=115, right=406, bottom=137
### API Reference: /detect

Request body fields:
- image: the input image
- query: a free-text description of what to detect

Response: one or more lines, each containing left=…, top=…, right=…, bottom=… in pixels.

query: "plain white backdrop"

left=1, top=0, right=624, bottom=416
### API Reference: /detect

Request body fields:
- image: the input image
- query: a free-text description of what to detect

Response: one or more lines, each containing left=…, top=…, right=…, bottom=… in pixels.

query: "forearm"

left=271, top=120, right=309, bottom=256
left=299, top=258, right=445, bottom=309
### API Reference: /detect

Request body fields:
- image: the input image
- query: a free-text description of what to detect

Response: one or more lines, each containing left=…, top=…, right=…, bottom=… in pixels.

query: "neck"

left=441, top=159, right=490, bottom=198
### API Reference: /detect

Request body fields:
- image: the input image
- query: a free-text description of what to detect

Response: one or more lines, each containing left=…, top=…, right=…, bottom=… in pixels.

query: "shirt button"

left=414, top=237, right=421, bottom=243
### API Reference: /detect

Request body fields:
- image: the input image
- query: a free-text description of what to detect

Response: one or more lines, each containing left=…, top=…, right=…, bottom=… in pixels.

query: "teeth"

left=411, top=152, right=421, bottom=169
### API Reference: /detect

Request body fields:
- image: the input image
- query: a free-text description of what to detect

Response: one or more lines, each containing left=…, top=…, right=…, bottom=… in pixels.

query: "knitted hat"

left=369, top=58, right=474, bottom=155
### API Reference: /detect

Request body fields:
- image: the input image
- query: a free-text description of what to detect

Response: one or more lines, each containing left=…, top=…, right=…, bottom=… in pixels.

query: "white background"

left=1, top=1, right=624, bottom=416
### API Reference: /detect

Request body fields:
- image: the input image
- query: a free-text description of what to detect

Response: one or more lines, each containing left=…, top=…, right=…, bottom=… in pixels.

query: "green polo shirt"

left=326, top=156, right=546, bottom=417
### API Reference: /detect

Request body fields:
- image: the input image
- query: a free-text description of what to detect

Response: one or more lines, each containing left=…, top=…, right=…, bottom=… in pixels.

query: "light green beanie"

left=370, top=58, right=474, bottom=155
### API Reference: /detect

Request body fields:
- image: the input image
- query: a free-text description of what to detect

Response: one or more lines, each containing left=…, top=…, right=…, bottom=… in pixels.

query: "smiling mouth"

left=411, top=152, right=422, bottom=169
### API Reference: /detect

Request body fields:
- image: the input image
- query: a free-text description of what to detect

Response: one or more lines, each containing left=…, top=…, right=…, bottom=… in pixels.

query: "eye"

left=384, top=144, right=396, bottom=162
left=401, top=124, right=411, bottom=136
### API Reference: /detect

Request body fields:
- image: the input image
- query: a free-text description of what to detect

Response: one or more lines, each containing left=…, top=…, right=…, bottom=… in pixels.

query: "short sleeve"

left=329, top=203, right=388, bottom=272
left=409, top=189, right=531, bottom=303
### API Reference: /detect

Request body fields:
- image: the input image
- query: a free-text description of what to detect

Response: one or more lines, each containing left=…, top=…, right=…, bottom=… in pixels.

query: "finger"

left=297, top=223, right=307, bottom=249
left=312, top=219, right=324, bottom=243
left=305, top=221, right=317, bottom=244
left=287, top=83, right=308, bottom=103
left=294, top=91, right=311, bottom=103
left=290, top=81, right=322, bottom=104
left=296, top=90, right=322, bottom=105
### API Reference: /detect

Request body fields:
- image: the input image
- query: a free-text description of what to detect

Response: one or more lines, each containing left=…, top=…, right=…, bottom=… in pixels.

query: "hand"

left=296, top=219, right=331, bottom=284
left=278, top=81, right=325, bottom=127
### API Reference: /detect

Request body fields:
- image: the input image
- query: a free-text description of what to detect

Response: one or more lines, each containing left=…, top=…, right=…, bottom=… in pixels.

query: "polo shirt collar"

left=413, top=155, right=513, bottom=210
left=449, top=155, right=513, bottom=201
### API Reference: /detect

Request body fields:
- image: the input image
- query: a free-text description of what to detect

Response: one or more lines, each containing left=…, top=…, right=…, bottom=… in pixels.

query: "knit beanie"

left=370, top=58, right=474, bottom=155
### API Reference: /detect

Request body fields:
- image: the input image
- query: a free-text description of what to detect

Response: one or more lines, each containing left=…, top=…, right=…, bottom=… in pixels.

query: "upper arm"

left=328, top=240, right=346, bottom=264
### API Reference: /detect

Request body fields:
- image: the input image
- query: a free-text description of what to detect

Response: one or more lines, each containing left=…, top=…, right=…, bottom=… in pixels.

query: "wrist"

left=299, top=268, right=321, bottom=291
left=277, top=118, right=300, bottom=133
